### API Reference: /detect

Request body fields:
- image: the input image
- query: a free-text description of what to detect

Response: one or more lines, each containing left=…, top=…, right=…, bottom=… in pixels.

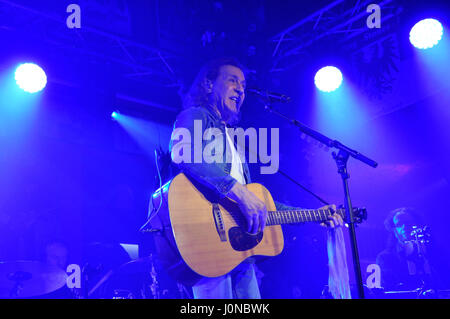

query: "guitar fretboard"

left=266, top=208, right=345, bottom=226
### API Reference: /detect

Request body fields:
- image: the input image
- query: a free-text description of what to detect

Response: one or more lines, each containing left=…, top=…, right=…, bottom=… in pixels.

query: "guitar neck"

left=266, top=208, right=345, bottom=226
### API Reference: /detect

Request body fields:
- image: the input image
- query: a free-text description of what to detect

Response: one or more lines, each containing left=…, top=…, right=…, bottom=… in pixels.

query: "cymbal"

left=0, top=261, right=67, bottom=298
left=115, top=257, right=151, bottom=275
left=87, top=258, right=149, bottom=297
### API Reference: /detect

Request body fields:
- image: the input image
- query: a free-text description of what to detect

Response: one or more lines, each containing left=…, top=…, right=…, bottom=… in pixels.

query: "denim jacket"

left=169, top=105, right=297, bottom=211
left=169, top=105, right=249, bottom=199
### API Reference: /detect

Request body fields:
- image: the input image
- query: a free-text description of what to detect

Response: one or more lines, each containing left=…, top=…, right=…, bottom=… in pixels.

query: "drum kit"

left=0, top=247, right=190, bottom=299
left=1, top=225, right=448, bottom=299
left=0, top=261, right=67, bottom=298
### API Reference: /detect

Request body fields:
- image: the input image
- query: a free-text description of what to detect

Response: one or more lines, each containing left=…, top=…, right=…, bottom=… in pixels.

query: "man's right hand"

left=227, top=182, right=268, bottom=235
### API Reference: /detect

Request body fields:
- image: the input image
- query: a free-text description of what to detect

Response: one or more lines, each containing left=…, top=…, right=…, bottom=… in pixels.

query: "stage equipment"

left=409, top=18, right=443, bottom=50
left=14, top=63, right=47, bottom=94
left=246, top=87, right=291, bottom=103
left=407, top=225, right=431, bottom=245
left=314, top=66, right=343, bottom=92
left=0, top=261, right=67, bottom=298
left=270, top=0, right=403, bottom=72
left=87, top=257, right=150, bottom=299
left=0, top=1, right=178, bottom=90
left=254, top=92, right=376, bottom=299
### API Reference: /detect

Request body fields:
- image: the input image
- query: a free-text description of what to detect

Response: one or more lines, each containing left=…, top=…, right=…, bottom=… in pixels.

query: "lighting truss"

left=270, top=0, right=403, bottom=72
left=0, top=0, right=180, bottom=88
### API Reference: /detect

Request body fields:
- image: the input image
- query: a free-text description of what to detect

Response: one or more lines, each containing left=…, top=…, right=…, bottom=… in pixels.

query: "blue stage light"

left=14, top=63, right=47, bottom=93
left=409, top=18, right=443, bottom=49
left=314, top=66, right=343, bottom=92
left=111, top=111, right=119, bottom=119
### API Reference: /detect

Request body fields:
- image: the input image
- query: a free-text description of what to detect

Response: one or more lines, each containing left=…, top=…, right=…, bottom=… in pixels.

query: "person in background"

left=376, top=207, right=435, bottom=292
left=37, top=240, right=73, bottom=299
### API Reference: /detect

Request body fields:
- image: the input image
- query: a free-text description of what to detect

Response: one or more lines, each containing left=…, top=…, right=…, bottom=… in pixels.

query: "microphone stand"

left=259, top=98, right=378, bottom=299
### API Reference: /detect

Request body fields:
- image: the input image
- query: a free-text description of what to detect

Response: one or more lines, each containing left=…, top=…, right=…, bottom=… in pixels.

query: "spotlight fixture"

left=14, top=63, right=47, bottom=93
left=409, top=18, right=443, bottom=49
left=314, top=66, right=343, bottom=92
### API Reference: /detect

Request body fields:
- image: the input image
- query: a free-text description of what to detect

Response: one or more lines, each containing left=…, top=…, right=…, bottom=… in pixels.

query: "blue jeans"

left=192, top=262, right=261, bottom=299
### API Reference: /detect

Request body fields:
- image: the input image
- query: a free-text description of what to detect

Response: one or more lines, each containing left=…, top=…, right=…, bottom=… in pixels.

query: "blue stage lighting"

left=14, top=63, right=47, bottom=93
left=111, top=111, right=119, bottom=119
left=409, top=18, right=443, bottom=49
left=314, top=66, right=343, bottom=92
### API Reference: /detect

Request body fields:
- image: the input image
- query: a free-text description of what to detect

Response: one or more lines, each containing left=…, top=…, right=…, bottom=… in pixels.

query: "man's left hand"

left=319, top=204, right=344, bottom=228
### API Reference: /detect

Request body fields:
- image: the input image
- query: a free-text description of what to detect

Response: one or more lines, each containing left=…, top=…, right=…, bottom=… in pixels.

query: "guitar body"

left=149, top=173, right=284, bottom=286
left=147, top=173, right=366, bottom=286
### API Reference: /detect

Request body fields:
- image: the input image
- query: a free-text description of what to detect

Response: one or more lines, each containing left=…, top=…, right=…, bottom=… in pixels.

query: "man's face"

left=393, top=212, right=413, bottom=243
left=209, top=65, right=246, bottom=124
left=46, top=243, right=68, bottom=269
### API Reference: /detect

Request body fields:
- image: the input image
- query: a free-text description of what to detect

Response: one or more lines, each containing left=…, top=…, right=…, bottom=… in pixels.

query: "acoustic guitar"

left=146, top=173, right=366, bottom=286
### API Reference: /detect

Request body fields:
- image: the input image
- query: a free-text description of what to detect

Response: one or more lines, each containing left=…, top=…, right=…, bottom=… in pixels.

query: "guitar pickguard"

left=228, top=227, right=263, bottom=251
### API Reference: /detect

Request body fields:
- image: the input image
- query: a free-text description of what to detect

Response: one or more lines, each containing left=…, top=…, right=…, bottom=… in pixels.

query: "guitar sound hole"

left=228, top=227, right=263, bottom=251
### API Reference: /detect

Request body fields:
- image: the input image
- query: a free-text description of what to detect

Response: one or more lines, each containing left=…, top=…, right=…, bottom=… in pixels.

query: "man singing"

left=170, top=57, right=344, bottom=299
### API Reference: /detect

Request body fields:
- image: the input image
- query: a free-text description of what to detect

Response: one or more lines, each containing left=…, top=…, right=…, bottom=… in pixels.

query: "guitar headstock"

left=353, top=207, right=367, bottom=224
left=406, top=225, right=431, bottom=244
left=338, top=205, right=367, bottom=224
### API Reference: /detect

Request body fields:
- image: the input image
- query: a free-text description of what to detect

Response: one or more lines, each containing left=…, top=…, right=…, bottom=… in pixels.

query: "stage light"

left=14, top=63, right=47, bottom=93
left=111, top=111, right=119, bottom=119
left=409, top=18, right=443, bottom=49
left=314, top=66, right=343, bottom=92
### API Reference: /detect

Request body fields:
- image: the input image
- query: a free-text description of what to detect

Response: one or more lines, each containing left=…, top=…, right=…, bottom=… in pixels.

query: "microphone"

left=246, top=87, right=291, bottom=103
